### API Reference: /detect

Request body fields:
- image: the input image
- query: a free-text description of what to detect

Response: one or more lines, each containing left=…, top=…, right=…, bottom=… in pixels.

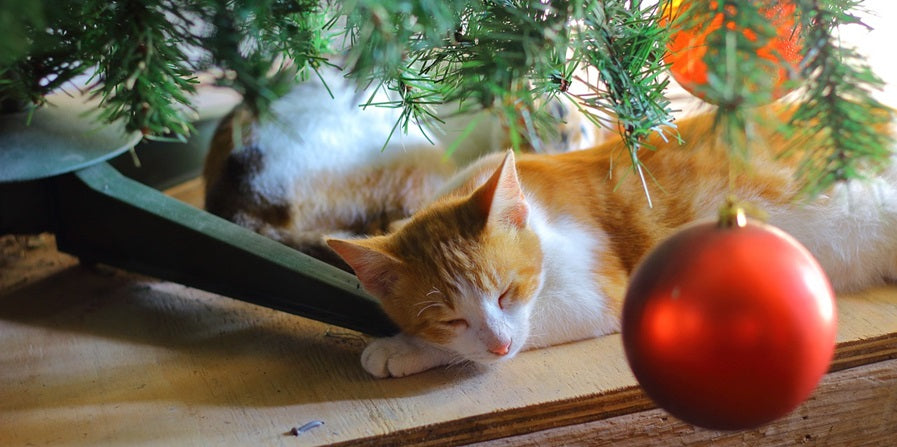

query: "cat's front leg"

left=362, top=333, right=455, bottom=378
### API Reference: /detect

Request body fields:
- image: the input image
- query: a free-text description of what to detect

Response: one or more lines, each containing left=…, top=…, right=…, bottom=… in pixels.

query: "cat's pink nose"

left=488, top=341, right=512, bottom=356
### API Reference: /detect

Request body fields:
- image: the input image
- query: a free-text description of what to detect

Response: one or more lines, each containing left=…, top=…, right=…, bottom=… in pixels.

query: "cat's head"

left=327, top=151, right=544, bottom=364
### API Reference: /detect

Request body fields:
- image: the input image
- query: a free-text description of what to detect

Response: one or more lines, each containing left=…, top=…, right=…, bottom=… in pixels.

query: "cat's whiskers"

left=412, top=288, right=450, bottom=319
left=414, top=297, right=448, bottom=319
left=415, top=303, right=444, bottom=318
left=426, top=287, right=443, bottom=297
left=444, top=353, right=474, bottom=371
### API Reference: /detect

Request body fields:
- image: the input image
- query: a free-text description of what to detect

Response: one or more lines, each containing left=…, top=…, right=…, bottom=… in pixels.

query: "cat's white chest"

left=525, top=205, right=619, bottom=349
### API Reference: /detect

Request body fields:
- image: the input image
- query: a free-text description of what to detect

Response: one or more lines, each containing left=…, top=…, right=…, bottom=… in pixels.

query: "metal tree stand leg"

left=0, top=94, right=397, bottom=337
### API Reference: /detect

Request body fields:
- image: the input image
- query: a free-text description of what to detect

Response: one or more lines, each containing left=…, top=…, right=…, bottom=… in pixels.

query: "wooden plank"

left=1, top=233, right=896, bottom=446
left=0, top=233, right=77, bottom=291
left=469, top=359, right=897, bottom=447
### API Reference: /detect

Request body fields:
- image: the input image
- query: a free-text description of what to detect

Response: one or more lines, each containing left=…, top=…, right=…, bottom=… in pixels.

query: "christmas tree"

left=1, top=0, right=892, bottom=196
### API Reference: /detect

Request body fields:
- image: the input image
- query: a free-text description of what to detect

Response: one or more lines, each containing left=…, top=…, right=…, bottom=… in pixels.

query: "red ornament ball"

left=622, top=218, right=837, bottom=430
left=664, top=0, right=802, bottom=103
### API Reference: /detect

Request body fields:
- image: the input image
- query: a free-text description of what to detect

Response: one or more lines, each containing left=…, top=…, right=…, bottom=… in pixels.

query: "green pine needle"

left=0, top=0, right=891, bottom=200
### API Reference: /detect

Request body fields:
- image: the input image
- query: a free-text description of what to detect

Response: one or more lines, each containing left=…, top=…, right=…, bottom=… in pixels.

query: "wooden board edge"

left=467, top=358, right=897, bottom=447
left=334, top=333, right=897, bottom=447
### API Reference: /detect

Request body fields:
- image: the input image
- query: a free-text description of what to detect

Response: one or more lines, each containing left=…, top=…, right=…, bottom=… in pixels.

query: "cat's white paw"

left=361, top=334, right=452, bottom=378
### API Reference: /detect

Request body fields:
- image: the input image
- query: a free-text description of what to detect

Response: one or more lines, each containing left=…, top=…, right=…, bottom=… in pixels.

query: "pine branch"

left=572, top=0, right=675, bottom=205
left=202, top=0, right=333, bottom=118
left=1, top=0, right=891, bottom=200
left=341, top=0, right=470, bottom=83
left=672, top=0, right=798, bottom=173
left=683, top=0, right=790, bottom=109
left=789, top=0, right=894, bottom=196
left=0, top=1, right=88, bottom=112
left=80, top=0, right=200, bottom=140
left=0, top=1, right=41, bottom=66
left=342, top=0, right=582, bottom=151
left=671, top=0, right=892, bottom=198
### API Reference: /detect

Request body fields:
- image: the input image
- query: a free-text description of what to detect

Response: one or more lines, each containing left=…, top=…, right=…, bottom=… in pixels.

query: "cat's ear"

left=326, top=238, right=402, bottom=298
left=473, top=150, right=529, bottom=229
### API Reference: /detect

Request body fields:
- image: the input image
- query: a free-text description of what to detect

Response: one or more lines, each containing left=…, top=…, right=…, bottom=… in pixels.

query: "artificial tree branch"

left=0, top=0, right=891, bottom=199
left=788, top=0, right=894, bottom=196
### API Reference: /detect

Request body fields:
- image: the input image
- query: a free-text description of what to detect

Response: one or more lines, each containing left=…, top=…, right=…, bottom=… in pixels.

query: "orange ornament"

left=664, top=0, right=802, bottom=103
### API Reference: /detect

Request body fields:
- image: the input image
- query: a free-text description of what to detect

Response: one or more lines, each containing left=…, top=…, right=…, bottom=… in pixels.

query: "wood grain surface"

left=469, top=359, right=897, bottom=447
left=1, top=229, right=896, bottom=447
left=2, top=175, right=897, bottom=446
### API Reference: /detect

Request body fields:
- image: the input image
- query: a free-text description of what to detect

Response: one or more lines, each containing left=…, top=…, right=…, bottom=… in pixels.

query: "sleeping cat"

left=327, top=105, right=897, bottom=378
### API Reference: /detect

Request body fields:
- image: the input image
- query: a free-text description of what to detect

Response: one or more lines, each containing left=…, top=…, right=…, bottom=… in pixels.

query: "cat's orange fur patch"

left=402, top=106, right=823, bottom=319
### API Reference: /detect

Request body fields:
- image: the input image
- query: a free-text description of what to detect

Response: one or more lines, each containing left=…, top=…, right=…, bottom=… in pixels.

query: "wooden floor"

left=1, top=177, right=896, bottom=447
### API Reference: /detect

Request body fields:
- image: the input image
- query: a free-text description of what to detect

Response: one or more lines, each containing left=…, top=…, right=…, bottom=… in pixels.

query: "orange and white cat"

left=328, top=106, right=897, bottom=378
